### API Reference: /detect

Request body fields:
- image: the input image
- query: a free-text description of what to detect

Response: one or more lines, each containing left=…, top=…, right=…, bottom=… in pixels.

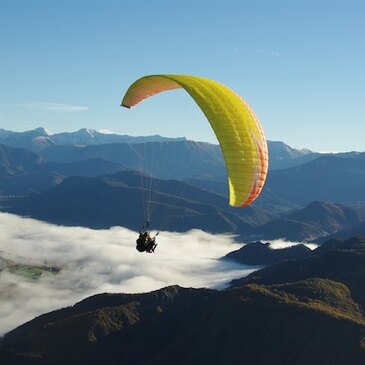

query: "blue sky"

left=0, top=0, right=364, bottom=152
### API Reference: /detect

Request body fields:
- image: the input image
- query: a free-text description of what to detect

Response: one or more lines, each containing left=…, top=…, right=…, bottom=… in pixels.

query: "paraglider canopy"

left=121, top=74, right=268, bottom=208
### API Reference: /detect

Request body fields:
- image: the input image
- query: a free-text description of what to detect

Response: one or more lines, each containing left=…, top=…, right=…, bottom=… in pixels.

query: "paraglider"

left=121, top=74, right=269, bottom=252
left=136, top=221, right=158, bottom=253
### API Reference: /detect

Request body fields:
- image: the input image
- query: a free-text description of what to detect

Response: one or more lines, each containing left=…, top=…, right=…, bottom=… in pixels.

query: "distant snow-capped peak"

left=78, top=128, right=106, bottom=137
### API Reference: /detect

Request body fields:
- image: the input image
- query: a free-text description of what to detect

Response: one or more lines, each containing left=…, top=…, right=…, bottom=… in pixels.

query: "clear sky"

left=1, top=0, right=364, bottom=152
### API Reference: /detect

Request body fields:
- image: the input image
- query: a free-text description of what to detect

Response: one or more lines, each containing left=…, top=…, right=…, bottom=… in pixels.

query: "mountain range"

left=2, top=236, right=365, bottom=364
left=0, top=127, right=322, bottom=170
left=248, top=201, right=365, bottom=241
left=4, top=170, right=274, bottom=232
left=1, top=128, right=365, bottom=242
left=0, top=127, right=186, bottom=151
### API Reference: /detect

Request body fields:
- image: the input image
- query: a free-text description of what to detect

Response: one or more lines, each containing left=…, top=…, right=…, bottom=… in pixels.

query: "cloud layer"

left=0, top=212, right=257, bottom=335
left=268, top=239, right=317, bottom=250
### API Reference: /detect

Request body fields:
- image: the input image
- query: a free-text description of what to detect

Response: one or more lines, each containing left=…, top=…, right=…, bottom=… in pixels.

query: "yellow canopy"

left=121, top=74, right=268, bottom=207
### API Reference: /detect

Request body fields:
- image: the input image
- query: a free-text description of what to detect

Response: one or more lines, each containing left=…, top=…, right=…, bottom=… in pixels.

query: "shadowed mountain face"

left=2, top=237, right=365, bottom=365
left=0, top=144, right=125, bottom=195
left=39, top=140, right=225, bottom=180
left=248, top=202, right=365, bottom=242
left=0, top=144, right=62, bottom=195
left=266, top=154, right=365, bottom=205
left=0, top=144, right=46, bottom=177
left=175, top=150, right=365, bottom=218
left=37, top=144, right=365, bottom=210
left=4, top=170, right=274, bottom=233
left=39, top=138, right=325, bottom=174
left=317, top=221, right=365, bottom=243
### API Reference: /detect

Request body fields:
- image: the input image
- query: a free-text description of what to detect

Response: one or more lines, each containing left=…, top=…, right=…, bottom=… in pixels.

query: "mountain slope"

left=0, top=144, right=125, bottom=195
left=0, top=127, right=54, bottom=151
left=249, top=202, right=365, bottom=241
left=266, top=154, right=365, bottom=205
left=223, top=241, right=312, bottom=265
left=0, top=144, right=62, bottom=195
left=39, top=140, right=225, bottom=180
left=317, top=221, right=365, bottom=243
left=47, top=158, right=124, bottom=177
left=233, top=236, right=365, bottom=306
left=268, top=140, right=319, bottom=169
left=40, top=138, right=325, bottom=174
left=0, top=143, right=46, bottom=177
left=3, top=170, right=275, bottom=232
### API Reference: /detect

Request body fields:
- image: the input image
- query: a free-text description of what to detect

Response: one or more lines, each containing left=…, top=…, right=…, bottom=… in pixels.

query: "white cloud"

left=268, top=239, right=317, bottom=251
left=20, top=102, right=88, bottom=113
left=0, top=212, right=258, bottom=335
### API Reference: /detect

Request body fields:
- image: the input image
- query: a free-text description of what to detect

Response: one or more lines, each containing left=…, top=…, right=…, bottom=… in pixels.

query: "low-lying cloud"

left=0, top=212, right=258, bottom=335
left=269, top=239, right=317, bottom=250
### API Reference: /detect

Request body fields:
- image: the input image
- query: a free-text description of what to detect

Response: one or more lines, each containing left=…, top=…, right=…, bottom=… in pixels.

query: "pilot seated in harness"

left=136, top=223, right=158, bottom=253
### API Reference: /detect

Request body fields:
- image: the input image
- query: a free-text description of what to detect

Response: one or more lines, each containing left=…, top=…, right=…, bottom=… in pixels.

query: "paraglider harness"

left=136, top=221, right=158, bottom=253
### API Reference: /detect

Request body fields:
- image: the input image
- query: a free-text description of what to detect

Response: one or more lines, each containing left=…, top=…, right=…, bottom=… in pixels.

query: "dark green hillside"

left=234, top=236, right=365, bottom=306
left=1, top=281, right=365, bottom=365
left=0, top=287, right=217, bottom=365
left=153, top=280, right=365, bottom=365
